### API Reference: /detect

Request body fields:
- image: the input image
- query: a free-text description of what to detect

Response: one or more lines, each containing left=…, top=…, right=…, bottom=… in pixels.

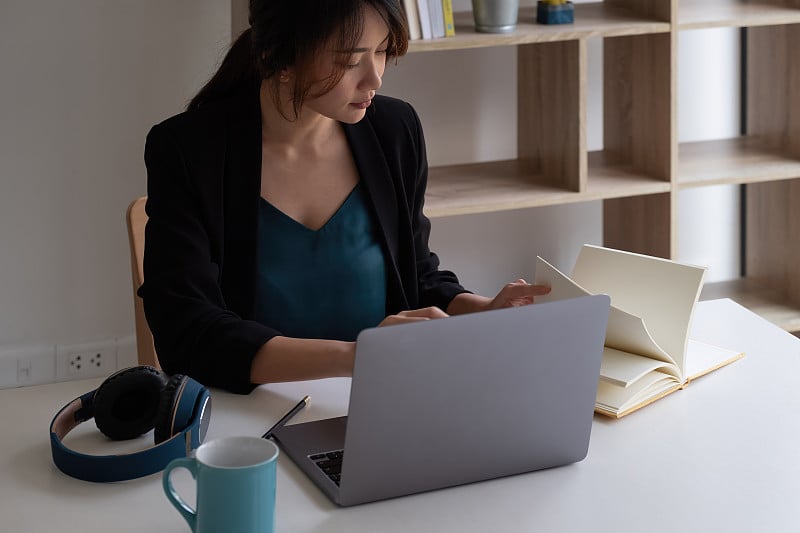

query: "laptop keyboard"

left=309, top=450, right=344, bottom=486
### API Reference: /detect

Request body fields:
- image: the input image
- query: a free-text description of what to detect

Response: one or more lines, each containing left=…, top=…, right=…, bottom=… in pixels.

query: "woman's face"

left=301, top=5, right=389, bottom=124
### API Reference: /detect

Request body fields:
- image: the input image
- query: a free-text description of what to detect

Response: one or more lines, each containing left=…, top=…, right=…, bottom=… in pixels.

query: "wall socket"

left=56, top=340, right=117, bottom=381
left=0, top=339, right=124, bottom=389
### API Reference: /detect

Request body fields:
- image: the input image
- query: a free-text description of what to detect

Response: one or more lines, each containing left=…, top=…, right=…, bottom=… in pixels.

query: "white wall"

left=0, top=2, right=741, bottom=380
left=0, top=1, right=230, bottom=355
left=677, top=28, right=741, bottom=280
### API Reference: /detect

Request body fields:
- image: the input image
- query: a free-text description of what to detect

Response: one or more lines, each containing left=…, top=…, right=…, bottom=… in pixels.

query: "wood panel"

left=607, top=0, right=675, bottom=22
left=747, top=24, right=800, bottom=157
left=603, top=32, right=674, bottom=182
left=744, top=24, right=800, bottom=306
left=745, top=179, right=800, bottom=305
left=518, top=40, right=585, bottom=191
left=603, top=192, right=674, bottom=259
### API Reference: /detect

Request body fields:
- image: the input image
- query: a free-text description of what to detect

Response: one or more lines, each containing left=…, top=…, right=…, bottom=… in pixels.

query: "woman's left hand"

left=485, top=278, right=551, bottom=311
left=447, top=279, right=552, bottom=316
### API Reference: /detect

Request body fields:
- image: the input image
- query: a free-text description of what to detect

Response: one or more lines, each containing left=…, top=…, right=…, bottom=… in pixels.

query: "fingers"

left=397, top=307, right=450, bottom=319
left=503, top=279, right=551, bottom=298
left=492, top=279, right=551, bottom=309
left=378, top=307, right=449, bottom=327
left=378, top=315, right=432, bottom=327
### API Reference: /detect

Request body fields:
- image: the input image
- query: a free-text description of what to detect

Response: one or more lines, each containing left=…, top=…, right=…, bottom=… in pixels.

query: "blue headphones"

left=49, top=365, right=211, bottom=482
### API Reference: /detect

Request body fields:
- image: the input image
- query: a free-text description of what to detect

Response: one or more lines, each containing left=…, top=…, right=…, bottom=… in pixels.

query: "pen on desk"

left=261, top=395, right=310, bottom=439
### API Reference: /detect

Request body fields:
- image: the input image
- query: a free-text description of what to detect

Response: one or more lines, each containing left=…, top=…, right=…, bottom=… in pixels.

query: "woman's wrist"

left=446, top=292, right=492, bottom=315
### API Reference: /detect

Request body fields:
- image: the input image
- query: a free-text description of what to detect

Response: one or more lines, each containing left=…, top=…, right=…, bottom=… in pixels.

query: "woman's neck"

left=259, top=80, right=338, bottom=154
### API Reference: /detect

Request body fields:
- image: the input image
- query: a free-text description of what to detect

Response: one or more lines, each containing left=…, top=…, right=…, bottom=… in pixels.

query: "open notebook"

left=534, top=245, right=744, bottom=418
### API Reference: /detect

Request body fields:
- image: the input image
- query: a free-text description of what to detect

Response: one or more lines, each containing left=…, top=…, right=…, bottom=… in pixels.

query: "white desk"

left=2, top=299, right=799, bottom=532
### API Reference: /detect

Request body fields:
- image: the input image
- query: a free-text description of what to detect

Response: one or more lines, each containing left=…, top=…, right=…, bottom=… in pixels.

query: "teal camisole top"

left=254, top=182, right=387, bottom=342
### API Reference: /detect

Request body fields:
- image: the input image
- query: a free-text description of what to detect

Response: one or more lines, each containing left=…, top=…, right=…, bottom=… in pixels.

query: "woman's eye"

left=343, top=49, right=386, bottom=69
left=344, top=55, right=361, bottom=68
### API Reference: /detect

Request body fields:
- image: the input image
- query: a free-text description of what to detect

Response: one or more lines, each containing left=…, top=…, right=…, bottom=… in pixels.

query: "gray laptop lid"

left=275, top=295, right=610, bottom=506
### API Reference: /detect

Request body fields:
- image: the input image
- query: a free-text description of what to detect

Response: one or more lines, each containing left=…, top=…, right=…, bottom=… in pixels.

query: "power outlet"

left=56, top=340, right=117, bottom=381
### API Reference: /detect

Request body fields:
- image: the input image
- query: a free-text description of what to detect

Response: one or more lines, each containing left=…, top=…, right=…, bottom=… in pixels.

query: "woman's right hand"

left=378, top=307, right=449, bottom=327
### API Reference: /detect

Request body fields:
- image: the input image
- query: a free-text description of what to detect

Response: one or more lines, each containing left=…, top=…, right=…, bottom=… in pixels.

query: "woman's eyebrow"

left=343, top=34, right=390, bottom=53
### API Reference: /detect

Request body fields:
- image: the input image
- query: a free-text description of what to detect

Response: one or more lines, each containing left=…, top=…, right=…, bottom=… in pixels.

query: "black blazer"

left=141, top=85, right=467, bottom=393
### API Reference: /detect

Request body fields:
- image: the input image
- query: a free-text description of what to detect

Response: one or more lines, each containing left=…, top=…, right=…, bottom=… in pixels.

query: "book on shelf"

left=442, top=0, right=456, bottom=37
left=427, top=0, right=446, bottom=38
left=402, top=0, right=422, bottom=40
left=534, top=244, right=744, bottom=419
left=410, top=0, right=454, bottom=40
left=416, top=0, right=433, bottom=39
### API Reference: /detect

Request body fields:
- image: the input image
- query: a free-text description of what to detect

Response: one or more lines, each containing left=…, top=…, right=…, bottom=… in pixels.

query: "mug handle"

left=162, top=457, right=198, bottom=532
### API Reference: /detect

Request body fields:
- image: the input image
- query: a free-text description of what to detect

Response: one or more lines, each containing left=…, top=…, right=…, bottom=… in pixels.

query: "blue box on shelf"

left=536, top=1, right=574, bottom=25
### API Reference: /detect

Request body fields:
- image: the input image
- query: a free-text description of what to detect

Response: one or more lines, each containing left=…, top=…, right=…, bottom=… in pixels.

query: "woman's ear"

left=279, top=67, right=295, bottom=83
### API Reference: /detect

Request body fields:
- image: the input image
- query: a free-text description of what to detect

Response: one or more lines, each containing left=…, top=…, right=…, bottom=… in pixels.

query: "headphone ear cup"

left=93, top=366, right=168, bottom=441
left=153, top=374, right=189, bottom=444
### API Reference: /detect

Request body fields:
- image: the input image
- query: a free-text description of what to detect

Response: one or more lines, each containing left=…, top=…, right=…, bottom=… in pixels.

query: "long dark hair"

left=188, top=0, right=409, bottom=117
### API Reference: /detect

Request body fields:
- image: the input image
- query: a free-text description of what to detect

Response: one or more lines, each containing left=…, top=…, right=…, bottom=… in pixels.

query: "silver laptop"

left=273, top=295, right=610, bottom=506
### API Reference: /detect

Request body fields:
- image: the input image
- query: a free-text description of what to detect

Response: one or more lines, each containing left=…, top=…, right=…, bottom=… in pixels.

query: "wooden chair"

left=126, top=197, right=159, bottom=368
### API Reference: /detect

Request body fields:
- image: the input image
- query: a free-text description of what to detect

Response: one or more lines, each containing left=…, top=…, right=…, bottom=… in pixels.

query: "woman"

left=141, top=0, right=549, bottom=394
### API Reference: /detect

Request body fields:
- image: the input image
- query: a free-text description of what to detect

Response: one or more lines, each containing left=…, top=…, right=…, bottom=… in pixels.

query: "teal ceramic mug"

left=163, top=436, right=279, bottom=533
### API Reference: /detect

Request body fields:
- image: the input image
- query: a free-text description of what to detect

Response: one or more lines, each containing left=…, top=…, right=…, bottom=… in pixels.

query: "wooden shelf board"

left=701, top=279, right=800, bottom=333
left=424, top=159, right=670, bottom=218
left=678, top=138, right=800, bottom=188
left=588, top=152, right=672, bottom=199
left=424, top=160, right=578, bottom=217
left=409, top=3, right=670, bottom=53
left=679, top=0, right=800, bottom=30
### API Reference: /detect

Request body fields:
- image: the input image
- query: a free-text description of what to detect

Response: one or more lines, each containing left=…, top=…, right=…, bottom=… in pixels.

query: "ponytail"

left=187, top=28, right=258, bottom=111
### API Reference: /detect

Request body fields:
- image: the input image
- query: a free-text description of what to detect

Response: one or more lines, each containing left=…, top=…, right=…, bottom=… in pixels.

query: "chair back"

left=126, top=197, right=159, bottom=368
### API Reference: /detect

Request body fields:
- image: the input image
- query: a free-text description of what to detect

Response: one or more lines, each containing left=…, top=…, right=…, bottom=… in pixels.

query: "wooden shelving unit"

left=407, top=0, right=800, bottom=332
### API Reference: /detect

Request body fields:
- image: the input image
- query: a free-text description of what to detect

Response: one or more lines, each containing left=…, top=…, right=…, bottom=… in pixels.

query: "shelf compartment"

left=424, top=160, right=579, bottom=217
left=678, top=137, right=800, bottom=188
left=745, top=178, right=800, bottom=324
left=408, top=3, right=671, bottom=53
left=701, top=278, right=800, bottom=333
left=588, top=151, right=672, bottom=197
left=518, top=39, right=585, bottom=193
left=748, top=24, right=800, bottom=162
left=680, top=24, right=800, bottom=189
left=423, top=158, right=670, bottom=218
left=679, top=0, right=800, bottom=30
left=604, top=32, right=673, bottom=184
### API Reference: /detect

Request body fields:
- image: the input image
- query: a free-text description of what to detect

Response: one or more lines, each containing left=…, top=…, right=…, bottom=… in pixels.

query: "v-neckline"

left=259, top=182, right=361, bottom=234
